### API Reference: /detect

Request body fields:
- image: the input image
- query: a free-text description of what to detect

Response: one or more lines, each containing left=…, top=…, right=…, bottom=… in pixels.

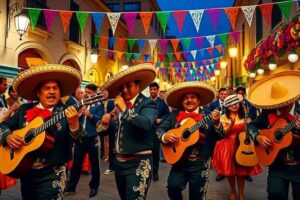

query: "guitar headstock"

left=83, top=90, right=109, bottom=106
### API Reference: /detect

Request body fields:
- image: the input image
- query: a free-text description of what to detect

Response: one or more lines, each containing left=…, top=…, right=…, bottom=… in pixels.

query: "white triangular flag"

left=206, top=35, right=215, bottom=48
left=107, top=13, right=121, bottom=35
left=241, top=6, right=256, bottom=26
left=149, top=39, right=157, bottom=53
left=189, top=9, right=204, bottom=32
left=191, top=50, right=197, bottom=60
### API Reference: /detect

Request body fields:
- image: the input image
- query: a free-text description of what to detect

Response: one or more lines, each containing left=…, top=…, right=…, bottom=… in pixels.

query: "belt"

left=284, top=160, right=300, bottom=166
left=188, top=155, right=205, bottom=161
left=115, top=152, right=152, bottom=162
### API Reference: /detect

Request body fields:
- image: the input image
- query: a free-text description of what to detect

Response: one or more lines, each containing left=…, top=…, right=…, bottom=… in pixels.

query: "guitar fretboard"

left=34, top=101, right=84, bottom=135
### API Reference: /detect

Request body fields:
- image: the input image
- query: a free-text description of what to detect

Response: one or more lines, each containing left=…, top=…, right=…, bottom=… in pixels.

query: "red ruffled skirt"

left=212, top=138, right=262, bottom=176
left=67, top=154, right=91, bottom=172
left=0, top=173, right=16, bottom=190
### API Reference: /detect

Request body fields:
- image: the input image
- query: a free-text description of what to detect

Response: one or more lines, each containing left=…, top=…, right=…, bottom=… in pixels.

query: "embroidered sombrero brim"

left=13, top=64, right=82, bottom=100
left=102, top=63, right=156, bottom=99
left=164, top=81, right=216, bottom=109
left=248, top=70, right=300, bottom=109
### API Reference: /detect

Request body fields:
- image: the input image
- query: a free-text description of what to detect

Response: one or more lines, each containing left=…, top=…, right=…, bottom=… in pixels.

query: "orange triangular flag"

left=224, top=7, right=239, bottom=30
left=171, top=39, right=179, bottom=52
left=101, top=37, right=108, bottom=48
left=139, top=12, right=153, bottom=35
left=59, top=11, right=73, bottom=33
left=207, top=47, right=213, bottom=55
left=174, top=52, right=181, bottom=61
left=118, top=38, right=126, bottom=51
left=215, top=45, right=223, bottom=53
left=116, top=51, right=124, bottom=59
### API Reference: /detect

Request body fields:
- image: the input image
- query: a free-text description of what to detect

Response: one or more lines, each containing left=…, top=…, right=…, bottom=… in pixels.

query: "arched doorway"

left=18, top=48, right=43, bottom=71
left=62, top=59, right=81, bottom=71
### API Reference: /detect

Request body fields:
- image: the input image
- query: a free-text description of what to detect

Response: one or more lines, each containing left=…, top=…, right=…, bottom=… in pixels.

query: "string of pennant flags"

left=93, top=31, right=240, bottom=52
left=25, top=0, right=296, bottom=36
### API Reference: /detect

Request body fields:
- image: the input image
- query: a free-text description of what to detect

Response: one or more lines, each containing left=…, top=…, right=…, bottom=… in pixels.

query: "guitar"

left=255, top=116, right=298, bottom=167
left=0, top=90, right=108, bottom=178
left=235, top=102, right=258, bottom=167
left=162, top=108, right=220, bottom=165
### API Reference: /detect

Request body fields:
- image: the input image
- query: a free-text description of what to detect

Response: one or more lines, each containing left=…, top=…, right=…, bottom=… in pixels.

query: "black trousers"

left=114, top=155, right=152, bottom=200
left=152, top=136, right=160, bottom=175
left=267, top=164, right=300, bottom=200
left=20, top=165, right=66, bottom=200
left=108, top=131, right=115, bottom=170
left=67, top=136, right=100, bottom=191
left=167, top=158, right=211, bottom=200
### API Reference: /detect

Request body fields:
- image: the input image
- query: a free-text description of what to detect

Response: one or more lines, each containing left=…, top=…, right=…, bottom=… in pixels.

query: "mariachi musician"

left=156, top=81, right=224, bottom=200
left=0, top=64, right=84, bottom=200
left=248, top=71, right=300, bottom=200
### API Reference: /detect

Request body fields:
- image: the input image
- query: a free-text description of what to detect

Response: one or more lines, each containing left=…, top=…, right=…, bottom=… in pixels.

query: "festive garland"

left=244, top=13, right=300, bottom=71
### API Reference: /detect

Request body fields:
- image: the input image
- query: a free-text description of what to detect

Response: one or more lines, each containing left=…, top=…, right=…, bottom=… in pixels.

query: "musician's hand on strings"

left=102, top=113, right=111, bottom=125
left=65, top=106, right=80, bottom=132
left=83, top=107, right=92, bottom=118
left=6, top=134, right=23, bottom=149
left=156, top=118, right=162, bottom=124
left=211, top=110, right=221, bottom=126
left=115, top=96, right=126, bottom=112
left=257, top=135, right=272, bottom=149
left=164, top=133, right=179, bottom=143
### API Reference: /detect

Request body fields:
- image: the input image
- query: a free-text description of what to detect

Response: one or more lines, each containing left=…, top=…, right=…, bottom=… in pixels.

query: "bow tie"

left=176, top=111, right=202, bottom=124
left=26, top=106, right=52, bottom=122
left=126, top=101, right=133, bottom=109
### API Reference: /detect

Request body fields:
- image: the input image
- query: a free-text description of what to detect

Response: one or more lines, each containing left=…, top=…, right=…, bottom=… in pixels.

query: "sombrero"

left=248, top=70, right=300, bottom=109
left=102, top=63, right=156, bottom=99
left=13, top=64, right=82, bottom=100
left=164, top=81, right=216, bottom=109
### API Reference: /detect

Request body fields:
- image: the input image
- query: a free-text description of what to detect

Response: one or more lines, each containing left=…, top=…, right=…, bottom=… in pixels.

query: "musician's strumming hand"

left=102, top=113, right=111, bottom=125
left=65, top=106, right=80, bottom=132
left=115, top=96, right=126, bottom=112
left=6, top=134, right=23, bottom=149
left=211, top=110, right=221, bottom=126
left=164, top=133, right=180, bottom=143
left=256, top=135, right=272, bottom=149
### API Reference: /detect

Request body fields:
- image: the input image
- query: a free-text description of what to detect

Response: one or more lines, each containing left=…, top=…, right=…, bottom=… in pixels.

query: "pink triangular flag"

left=194, top=37, right=204, bottom=49
left=159, top=39, right=168, bottom=53
left=123, top=13, right=137, bottom=35
left=206, top=9, right=221, bottom=31
left=44, top=10, right=57, bottom=32
left=231, top=32, right=240, bottom=43
left=173, top=11, right=187, bottom=33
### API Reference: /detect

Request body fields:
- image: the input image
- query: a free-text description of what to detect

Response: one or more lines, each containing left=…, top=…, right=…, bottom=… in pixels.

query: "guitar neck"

left=189, top=107, right=221, bottom=132
left=281, top=118, right=298, bottom=135
left=35, top=100, right=84, bottom=134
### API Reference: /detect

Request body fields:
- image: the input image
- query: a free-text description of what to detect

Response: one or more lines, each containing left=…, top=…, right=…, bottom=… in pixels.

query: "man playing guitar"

left=0, top=64, right=84, bottom=200
left=248, top=71, right=300, bottom=200
left=156, top=81, right=224, bottom=200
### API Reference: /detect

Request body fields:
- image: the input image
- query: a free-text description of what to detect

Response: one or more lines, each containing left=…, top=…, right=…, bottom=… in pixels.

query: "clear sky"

left=156, top=0, right=235, bottom=61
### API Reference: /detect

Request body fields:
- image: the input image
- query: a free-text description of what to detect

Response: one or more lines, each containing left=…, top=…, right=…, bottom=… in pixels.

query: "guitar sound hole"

left=182, top=130, right=191, bottom=140
left=244, top=139, right=250, bottom=145
left=24, top=130, right=35, bottom=144
left=274, top=130, right=283, bottom=142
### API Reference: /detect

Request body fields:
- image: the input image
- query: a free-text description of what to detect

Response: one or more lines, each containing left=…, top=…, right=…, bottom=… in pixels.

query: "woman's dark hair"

left=224, top=102, right=245, bottom=119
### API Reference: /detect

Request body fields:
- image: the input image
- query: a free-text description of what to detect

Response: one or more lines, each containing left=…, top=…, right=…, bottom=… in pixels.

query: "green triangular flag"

left=278, top=1, right=292, bottom=21
left=163, top=61, right=168, bottom=68
left=156, top=12, right=170, bottom=34
left=181, top=38, right=192, bottom=50
left=76, top=12, right=89, bottom=33
left=167, top=53, right=173, bottom=61
left=215, top=57, right=220, bottom=63
left=127, top=39, right=136, bottom=52
left=126, top=53, right=133, bottom=61
left=94, top=35, right=100, bottom=47
left=218, top=34, right=228, bottom=47
left=28, top=8, right=41, bottom=30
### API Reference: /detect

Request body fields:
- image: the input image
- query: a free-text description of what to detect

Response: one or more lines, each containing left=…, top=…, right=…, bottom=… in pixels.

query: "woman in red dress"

left=212, top=95, right=262, bottom=200
left=0, top=173, right=16, bottom=194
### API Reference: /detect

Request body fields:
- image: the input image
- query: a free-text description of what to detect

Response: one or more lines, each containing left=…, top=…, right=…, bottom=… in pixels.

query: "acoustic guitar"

left=235, top=102, right=258, bottom=167
left=255, top=116, right=298, bottom=167
left=0, top=91, right=108, bottom=178
left=162, top=108, right=220, bottom=165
